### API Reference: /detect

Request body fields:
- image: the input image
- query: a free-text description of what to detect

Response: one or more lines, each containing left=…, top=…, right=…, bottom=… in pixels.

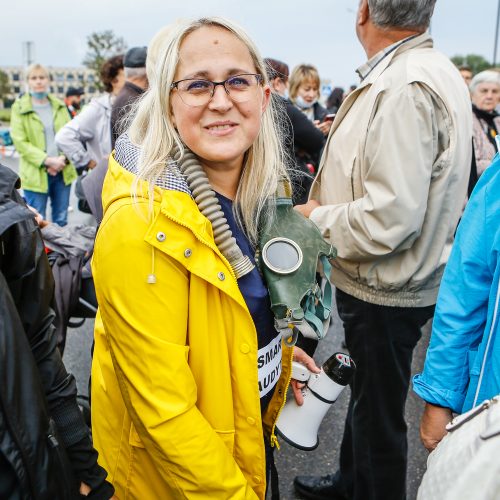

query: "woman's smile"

left=204, top=120, right=239, bottom=136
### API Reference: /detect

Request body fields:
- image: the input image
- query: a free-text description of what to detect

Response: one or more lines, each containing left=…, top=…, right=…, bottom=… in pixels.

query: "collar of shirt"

left=356, top=33, right=421, bottom=82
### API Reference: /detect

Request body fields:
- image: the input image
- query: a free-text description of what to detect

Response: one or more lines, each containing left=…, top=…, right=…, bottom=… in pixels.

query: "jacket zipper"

left=269, top=344, right=295, bottom=450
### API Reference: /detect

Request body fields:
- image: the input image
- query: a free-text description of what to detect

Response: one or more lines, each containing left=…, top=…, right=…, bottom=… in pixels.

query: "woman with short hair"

left=289, top=64, right=331, bottom=136
left=469, top=70, right=500, bottom=193
left=10, top=63, right=77, bottom=225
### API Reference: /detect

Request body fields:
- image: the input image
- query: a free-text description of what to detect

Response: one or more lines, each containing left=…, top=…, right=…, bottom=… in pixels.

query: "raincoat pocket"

left=129, top=422, right=145, bottom=449
left=215, top=429, right=236, bottom=455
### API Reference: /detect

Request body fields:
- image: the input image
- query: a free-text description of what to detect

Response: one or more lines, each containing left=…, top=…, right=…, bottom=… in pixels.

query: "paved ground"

left=2, top=153, right=431, bottom=499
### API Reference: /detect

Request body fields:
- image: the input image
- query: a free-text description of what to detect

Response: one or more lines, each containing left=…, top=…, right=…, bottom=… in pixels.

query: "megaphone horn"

left=275, top=352, right=356, bottom=450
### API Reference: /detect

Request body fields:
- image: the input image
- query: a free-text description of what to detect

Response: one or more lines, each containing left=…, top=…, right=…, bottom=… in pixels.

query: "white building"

left=1, top=66, right=100, bottom=106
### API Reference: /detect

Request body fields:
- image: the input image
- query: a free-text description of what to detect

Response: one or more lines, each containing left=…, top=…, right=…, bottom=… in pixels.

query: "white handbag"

left=417, top=395, right=500, bottom=500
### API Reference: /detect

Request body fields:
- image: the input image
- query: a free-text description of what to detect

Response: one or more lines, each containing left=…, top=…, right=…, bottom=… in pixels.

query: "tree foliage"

left=451, top=54, right=493, bottom=74
left=0, top=70, right=10, bottom=105
left=83, top=30, right=127, bottom=89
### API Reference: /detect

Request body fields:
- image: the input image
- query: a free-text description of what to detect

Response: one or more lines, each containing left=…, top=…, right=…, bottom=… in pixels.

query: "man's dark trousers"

left=335, top=288, right=434, bottom=500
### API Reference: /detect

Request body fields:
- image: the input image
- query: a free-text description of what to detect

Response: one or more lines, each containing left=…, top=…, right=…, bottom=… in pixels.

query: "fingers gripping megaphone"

left=276, top=352, right=356, bottom=450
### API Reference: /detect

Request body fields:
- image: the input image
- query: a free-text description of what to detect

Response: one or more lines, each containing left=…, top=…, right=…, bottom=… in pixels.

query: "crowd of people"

left=2, top=0, right=500, bottom=498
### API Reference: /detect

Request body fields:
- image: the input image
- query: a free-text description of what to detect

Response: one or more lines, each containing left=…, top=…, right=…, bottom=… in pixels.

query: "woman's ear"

left=262, top=85, right=271, bottom=114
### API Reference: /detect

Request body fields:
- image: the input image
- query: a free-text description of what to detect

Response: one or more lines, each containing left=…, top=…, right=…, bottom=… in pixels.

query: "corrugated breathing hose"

left=171, top=145, right=255, bottom=279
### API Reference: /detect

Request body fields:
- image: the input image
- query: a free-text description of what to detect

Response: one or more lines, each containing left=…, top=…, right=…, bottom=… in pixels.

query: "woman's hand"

left=294, top=200, right=321, bottom=218
left=44, top=155, right=66, bottom=173
left=420, top=402, right=453, bottom=452
left=315, top=119, right=332, bottom=136
left=80, top=482, right=119, bottom=499
left=291, top=346, right=321, bottom=406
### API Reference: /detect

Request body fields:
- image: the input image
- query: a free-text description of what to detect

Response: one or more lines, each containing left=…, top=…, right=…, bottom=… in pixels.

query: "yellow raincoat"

left=91, top=154, right=292, bottom=499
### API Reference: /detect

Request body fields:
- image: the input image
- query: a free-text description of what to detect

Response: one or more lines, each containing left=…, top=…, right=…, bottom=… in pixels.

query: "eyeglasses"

left=170, top=73, right=263, bottom=107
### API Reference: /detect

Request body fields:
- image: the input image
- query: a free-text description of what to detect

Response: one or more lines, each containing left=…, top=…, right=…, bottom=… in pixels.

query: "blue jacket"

left=413, top=156, right=500, bottom=413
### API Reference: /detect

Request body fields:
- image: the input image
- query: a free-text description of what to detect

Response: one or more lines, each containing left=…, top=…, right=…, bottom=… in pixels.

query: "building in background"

left=1, top=66, right=99, bottom=107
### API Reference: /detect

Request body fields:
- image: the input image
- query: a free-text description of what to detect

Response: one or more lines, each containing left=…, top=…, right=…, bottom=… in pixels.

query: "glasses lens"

left=175, top=74, right=261, bottom=107
left=225, top=75, right=259, bottom=103
left=177, top=79, right=213, bottom=107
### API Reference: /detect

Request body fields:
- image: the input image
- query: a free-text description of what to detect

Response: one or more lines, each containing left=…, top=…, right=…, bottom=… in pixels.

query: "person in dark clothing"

left=289, top=64, right=330, bottom=134
left=326, top=86, right=344, bottom=114
left=0, top=163, right=114, bottom=499
left=65, top=87, right=84, bottom=118
left=265, top=58, right=325, bottom=204
left=469, top=70, right=500, bottom=196
left=110, top=46, right=148, bottom=147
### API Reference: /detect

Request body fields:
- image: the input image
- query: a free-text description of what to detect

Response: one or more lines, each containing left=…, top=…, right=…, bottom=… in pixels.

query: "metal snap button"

left=184, top=249, right=192, bottom=258
left=156, top=231, right=166, bottom=242
left=217, top=271, right=225, bottom=281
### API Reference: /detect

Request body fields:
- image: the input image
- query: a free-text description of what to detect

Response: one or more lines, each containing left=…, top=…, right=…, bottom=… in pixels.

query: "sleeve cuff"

left=412, top=374, right=465, bottom=413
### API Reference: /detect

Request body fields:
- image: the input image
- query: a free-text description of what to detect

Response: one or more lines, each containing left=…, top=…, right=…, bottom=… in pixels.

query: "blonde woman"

left=10, top=63, right=77, bottom=225
left=289, top=64, right=331, bottom=136
left=91, top=17, right=316, bottom=499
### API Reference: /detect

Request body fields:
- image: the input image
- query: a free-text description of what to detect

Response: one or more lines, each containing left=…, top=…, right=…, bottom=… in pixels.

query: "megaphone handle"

left=291, top=361, right=311, bottom=382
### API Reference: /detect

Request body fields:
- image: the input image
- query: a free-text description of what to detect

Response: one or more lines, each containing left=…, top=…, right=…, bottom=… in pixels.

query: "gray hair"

left=124, top=66, right=147, bottom=79
left=470, top=70, right=500, bottom=94
left=368, top=0, right=436, bottom=29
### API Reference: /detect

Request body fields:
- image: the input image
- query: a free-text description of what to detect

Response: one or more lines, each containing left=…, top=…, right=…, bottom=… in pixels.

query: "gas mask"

left=257, top=180, right=336, bottom=346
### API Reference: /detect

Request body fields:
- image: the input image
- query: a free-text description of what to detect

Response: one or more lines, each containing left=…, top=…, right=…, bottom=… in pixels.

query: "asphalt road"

left=2, top=152, right=430, bottom=500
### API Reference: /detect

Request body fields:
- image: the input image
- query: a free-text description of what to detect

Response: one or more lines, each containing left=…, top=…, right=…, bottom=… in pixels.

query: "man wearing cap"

left=64, top=87, right=84, bottom=118
left=111, top=46, right=148, bottom=147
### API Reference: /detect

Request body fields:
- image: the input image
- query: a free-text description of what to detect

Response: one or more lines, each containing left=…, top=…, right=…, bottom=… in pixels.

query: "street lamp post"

left=494, top=0, right=500, bottom=66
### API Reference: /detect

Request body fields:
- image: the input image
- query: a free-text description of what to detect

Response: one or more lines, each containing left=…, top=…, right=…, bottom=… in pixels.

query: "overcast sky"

left=2, top=0, right=498, bottom=89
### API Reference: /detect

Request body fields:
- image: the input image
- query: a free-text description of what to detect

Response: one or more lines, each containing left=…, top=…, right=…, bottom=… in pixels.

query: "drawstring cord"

left=147, top=246, right=157, bottom=284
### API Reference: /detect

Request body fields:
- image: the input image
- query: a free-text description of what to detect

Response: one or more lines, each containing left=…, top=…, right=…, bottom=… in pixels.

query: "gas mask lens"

left=262, top=237, right=303, bottom=274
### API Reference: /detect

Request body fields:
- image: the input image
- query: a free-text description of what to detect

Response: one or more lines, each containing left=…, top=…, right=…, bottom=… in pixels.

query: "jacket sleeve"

left=93, top=204, right=258, bottom=499
left=10, top=101, right=47, bottom=167
left=2, top=189, right=113, bottom=498
left=55, top=104, right=96, bottom=169
left=413, top=171, right=493, bottom=413
left=310, top=83, right=440, bottom=261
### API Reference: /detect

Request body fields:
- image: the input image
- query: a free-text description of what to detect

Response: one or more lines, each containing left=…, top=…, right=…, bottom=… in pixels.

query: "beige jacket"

left=310, top=34, right=472, bottom=307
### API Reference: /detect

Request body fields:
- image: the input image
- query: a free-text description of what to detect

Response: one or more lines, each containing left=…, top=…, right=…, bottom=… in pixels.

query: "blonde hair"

left=289, top=64, right=321, bottom=102
left=26, top=63, right=49, bottom=80
left=127, top=17, right=287, bottom=245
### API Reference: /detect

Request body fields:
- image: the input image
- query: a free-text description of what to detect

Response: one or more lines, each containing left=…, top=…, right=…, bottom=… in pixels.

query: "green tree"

left=451, top=54, right=492, bottom=74
left=0, top=70, right=10, bottom=108
left=83, top=30, right=127, bottom=89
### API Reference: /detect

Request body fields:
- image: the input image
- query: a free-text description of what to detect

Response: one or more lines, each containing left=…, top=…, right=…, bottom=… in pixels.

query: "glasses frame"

left=170, top=73, right=264, bottom=107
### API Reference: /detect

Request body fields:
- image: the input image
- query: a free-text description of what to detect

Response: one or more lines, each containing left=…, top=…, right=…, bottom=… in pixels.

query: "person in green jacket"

left=10, top=63, right=77, bottom=226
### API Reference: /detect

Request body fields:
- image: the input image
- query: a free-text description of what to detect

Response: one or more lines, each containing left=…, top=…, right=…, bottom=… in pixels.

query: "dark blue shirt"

left=216, top=193, right=281, bottom=412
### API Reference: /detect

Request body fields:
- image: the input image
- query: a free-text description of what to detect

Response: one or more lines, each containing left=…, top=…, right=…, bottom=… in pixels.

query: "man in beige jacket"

left=294, top=1, right=472, bottom=499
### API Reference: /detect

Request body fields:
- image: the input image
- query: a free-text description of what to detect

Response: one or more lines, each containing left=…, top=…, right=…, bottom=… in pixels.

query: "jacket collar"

left=17, top=92, right=65, bottom=115
left=104, top=154, right=211, bottom=240
left=326, top=32, right=433, bottom=140
left=356, top=33, right=422, bottom=81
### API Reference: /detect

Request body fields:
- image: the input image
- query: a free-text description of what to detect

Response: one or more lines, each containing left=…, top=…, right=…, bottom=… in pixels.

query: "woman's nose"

left=208, top=84, right=233, bottom=110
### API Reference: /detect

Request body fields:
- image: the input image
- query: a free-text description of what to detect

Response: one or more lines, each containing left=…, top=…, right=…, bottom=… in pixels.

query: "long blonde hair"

left=128, top=17, right=287, bottom=245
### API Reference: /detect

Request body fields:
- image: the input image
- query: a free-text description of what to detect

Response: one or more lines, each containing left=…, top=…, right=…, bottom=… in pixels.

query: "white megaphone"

left=276, top=352, right=356, bottom=450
